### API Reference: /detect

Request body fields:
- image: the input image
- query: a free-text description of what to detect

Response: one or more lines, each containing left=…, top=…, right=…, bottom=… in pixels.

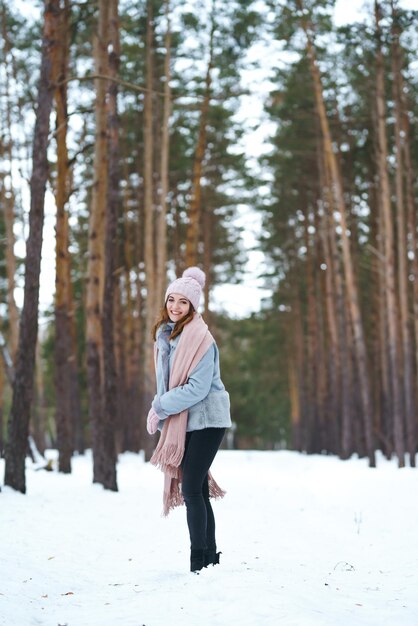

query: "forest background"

left=0, top=0, right=417, bottom=493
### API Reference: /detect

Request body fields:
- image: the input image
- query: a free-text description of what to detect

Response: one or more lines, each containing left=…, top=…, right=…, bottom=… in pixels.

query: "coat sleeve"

left=152, top=344, right=215, bottom=418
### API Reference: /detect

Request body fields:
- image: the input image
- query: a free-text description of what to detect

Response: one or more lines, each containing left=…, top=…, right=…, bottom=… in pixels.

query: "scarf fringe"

left=150, top=442, right=184, bottom=476
left=162, top=478, right=184, bottom=517
left=208, top=471, right=226, bottom=500
left=160, top=471, right=226, bottom=517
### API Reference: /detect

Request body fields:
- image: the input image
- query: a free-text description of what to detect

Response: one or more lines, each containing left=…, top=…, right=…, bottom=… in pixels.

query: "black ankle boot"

left=204, top=550, right=221, bottom=567
left=190, top=549, right=205, bottom=573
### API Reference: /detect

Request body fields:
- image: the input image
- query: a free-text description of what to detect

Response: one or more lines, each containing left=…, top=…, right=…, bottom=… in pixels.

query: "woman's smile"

left=167, top=293, right=190, bottom=322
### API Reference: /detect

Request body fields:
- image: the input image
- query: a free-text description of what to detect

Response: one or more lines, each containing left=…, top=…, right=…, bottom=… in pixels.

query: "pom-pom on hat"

left=165, top=267, right=206, bottom=311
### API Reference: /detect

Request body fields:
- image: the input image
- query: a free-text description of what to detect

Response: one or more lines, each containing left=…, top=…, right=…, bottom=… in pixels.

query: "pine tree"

left=5, top=0, right=60, bottom=492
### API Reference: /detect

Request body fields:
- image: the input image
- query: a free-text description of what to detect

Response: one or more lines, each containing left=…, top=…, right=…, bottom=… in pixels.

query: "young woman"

left=147, top=267, right=231, bottom=573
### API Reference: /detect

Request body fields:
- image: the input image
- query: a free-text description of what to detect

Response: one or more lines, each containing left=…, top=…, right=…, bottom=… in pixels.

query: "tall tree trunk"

left=314, top=204, right=328, bottom=451
left=378, top=190, right=393, bottom=454
left=113, top=276, right=125, bottom=453
left=0, top=358, right=4, bottom=457
left=185, top=1, right=216, bottom=267
left=323, top=157, right=352, bottom=458
left=69, top=303, right=84, bottom=454
left=134, top=267, right=144, bottom=449
left=391, top=0, right=416, bottom=465
left=374, top=0, right=404, bottom=466
left=402, top=87, right=418, bottom=465
left=317, top=141, right=341, bottom=454
left=4, top=0, right=60, bottom=492
left=133, top=184, right=144, bottom=451
left=87, top=0, right=109, bottom=483
left=155, top=0, right=171, bottom=304
left=288, top=350, right=301, bottom=450
left=99, top=0, right=119, bottom=491
left=298, top=2, right=376, bottom=466
left=143, top=0, right=157, bottom=459
left=319, top=214, right=340, bottom=453
left=121, top=178, right=140, bottom=451
left=304, top=204, right=320, bottom=453
left=53, top=0, right=73, bottom=473
left=368, top=180, right=392, bottom=457
left=64, top=221, right=84, bottom=454
left=291, top=294, right=306, bottom=451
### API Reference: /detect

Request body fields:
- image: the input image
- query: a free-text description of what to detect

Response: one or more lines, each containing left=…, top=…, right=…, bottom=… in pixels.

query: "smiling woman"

left=146, top=266, right=232, bottom=573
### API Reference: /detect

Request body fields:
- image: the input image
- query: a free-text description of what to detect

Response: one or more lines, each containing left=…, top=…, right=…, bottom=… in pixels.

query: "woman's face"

left=166, top=293, right=191, bottom=323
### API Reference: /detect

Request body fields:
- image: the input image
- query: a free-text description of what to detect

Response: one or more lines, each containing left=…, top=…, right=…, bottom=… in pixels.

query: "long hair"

left=152, top=302, right=195, bottom=341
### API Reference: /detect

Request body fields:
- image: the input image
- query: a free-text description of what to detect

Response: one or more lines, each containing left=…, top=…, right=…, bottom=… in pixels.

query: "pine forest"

left=0, top=0, right=417, bottom=493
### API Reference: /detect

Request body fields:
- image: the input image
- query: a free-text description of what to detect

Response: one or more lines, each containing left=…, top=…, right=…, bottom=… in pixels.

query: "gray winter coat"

left=152, top=322, right=231, bottom=432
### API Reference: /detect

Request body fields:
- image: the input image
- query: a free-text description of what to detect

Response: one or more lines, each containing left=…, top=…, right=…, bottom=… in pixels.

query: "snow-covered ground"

left=1, top=449, right=417, bottom=626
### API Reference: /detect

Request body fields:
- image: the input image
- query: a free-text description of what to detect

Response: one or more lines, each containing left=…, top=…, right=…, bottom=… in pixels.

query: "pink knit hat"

left=165, top=267, right=206, bottom=311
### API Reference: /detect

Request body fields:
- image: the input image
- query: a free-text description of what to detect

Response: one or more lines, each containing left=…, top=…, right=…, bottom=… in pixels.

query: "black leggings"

left=181, top=427, right=225, bottom=551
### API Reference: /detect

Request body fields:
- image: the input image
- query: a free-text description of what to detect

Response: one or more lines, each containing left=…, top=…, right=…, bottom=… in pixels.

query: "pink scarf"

left=150, top=313, right=226, bottom=516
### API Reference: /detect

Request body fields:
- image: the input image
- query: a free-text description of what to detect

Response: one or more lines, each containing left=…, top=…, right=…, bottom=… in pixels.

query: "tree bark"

left=121, top=176, right=140, bottom=451
left=155, top=0, right=171, bottom=304
left=87, top=0, right=109, bottom=483
left=142, top=0, right=157, bottom=459
left=185, top=1, right=216, bottom=267
left=290, top=295, right=306, bottom=451
left=304, top=203, right=320, bottom=453
left=374, top=0, right=404, bottom=466
left=53, top=0, right=73, bottom=473
left=0, top=358, right=4, bottom=457
left=288, top=350, right=301, bottom=450
left=69, top=308, right=84, bottom=454
left=323, top=156, right=352, bottom=458
left=313, top=203, right=328, bottom=451
left=317, top=140, right=341, bottom=454
left=368, top=178, right=392, bottom=457
left=4, top=0, right=60, bottom=492
left=99, top=0, right=119, bottom=491
left=402, top=83, right=418, bottom=466
left=113, top=276, right=125, bottom=453
left=391, top=0, right=415, bottom=465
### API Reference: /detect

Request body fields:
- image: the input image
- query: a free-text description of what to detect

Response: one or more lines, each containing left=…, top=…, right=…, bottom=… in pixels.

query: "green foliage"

left=215, top=312, right=290, bottom=448
left=258, top=56, right=318, bottom=299
left=266, top=0, right=336, bottom=48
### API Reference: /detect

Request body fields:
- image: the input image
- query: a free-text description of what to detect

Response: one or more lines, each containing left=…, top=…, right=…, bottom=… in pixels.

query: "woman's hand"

left=147, top=407, right=160, bottom=435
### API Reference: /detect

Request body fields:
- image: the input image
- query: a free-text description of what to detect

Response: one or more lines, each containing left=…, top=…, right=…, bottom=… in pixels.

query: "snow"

left=1, top=450, right=417, bottom=626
